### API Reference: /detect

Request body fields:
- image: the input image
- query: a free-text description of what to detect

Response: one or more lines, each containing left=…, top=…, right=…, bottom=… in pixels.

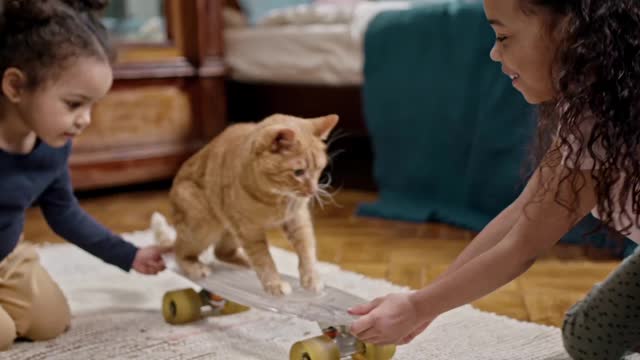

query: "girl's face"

left=484, top=0, right=559, bottom=104
left=16, top=57, right=113, bottom=148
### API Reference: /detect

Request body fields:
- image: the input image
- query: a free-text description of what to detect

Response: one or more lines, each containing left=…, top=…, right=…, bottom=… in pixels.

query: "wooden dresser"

left=69, top=0, right=227, bottom=190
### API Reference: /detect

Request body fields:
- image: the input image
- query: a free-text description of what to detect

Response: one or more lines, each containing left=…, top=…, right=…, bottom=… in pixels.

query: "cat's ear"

left=310, top=114, right=339, bottom=140
left=257, top=127, right=296, bottom=154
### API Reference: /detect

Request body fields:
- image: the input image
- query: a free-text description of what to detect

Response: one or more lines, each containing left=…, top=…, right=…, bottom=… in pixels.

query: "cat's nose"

left=303, top=183, right=317, bottom=196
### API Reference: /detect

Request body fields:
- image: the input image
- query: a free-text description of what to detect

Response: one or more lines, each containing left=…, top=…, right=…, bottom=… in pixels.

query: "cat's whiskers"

left=316, top=187, right=338, bottom=208
left=312, top=191, right=325, bottom=210
left=309, top=174, right=339, bottom=210
left=325, top=128, right=349, bottom=149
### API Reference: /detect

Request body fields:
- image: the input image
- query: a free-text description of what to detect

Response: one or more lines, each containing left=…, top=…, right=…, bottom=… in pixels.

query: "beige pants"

left=0, top=239, right=70, bottom=350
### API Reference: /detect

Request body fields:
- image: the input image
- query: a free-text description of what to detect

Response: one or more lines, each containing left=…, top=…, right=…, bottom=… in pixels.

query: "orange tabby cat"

left=167, top=113, right=338, bottom=296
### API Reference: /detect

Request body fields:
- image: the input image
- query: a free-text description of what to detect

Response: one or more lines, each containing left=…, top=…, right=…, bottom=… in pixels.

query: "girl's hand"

left=132, top=245, right=172, bottom=275
left=348, top=292, right=432, bottom=345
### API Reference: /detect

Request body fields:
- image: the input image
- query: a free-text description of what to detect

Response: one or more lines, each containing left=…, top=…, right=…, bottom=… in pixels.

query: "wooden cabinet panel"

left=75, top=85, right=193, bottom=150
left=70, top=153, right=193, bottom=190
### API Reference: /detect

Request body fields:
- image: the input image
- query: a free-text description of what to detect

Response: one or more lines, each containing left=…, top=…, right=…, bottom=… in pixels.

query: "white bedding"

left=223, top=2, right=411, bottom=85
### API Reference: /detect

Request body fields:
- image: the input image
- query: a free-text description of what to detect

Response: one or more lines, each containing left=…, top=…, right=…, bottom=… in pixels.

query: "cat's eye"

left=294, top=169, right=306, bottom=177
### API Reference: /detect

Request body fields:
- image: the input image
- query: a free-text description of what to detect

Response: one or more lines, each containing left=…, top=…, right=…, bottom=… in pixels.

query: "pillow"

left=238, top=0, right=312, bottom=24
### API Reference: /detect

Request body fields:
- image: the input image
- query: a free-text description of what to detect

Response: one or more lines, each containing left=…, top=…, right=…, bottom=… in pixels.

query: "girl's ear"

left=2, top=68, right=28, bottom=103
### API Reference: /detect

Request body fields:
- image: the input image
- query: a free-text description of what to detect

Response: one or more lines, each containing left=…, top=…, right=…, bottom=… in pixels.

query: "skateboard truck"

left=162, top=288, right=249, bottom=324
left=290, top=324, right=395, bottom=360
left=162, top=288, right=396, bottom=360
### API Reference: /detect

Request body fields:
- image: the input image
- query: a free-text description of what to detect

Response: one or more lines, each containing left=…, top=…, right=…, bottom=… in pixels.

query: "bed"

left=222, top=1, right=411, bottom=121
left=221, top=1, right=410, bottom=189
left=223, top=2, right=410, bottom=86
left=225, top=24, right=362, bottom=85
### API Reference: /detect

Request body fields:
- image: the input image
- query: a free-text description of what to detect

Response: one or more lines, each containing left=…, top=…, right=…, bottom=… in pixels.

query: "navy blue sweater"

left=0, top=140, right=138, bottom=271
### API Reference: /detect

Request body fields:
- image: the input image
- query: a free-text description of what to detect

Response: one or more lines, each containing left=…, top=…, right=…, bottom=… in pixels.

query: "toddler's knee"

left=24, top=265, right=71, bottom=341
left=26, top=301, right=70, bottom=341
left=0, top=319, right=16, bottom=351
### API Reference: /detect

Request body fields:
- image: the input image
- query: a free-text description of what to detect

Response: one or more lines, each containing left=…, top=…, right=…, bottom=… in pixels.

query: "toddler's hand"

left=132, top=245, right=173, bottom=275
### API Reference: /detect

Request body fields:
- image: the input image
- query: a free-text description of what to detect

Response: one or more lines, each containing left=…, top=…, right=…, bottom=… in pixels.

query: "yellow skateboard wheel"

left=162, top=288, right=203, bottom=324
left=290, top=335, right=340, bottom=360
left=220, top=300, right=250, bottom=315
left=355, top=342, right=396, bottom=360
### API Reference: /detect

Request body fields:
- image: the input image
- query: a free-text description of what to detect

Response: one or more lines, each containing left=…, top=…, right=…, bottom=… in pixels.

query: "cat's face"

left=252, top=114, right=339, bottom=198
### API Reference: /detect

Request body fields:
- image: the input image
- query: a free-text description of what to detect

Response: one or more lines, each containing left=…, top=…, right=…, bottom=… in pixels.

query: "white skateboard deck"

left=164, top=254, right=366, bottom=326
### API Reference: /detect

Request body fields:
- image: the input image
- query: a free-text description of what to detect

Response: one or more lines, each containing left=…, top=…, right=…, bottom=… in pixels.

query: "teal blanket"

left=356, top=1, right=637, bottom=256
left=358, top=1, right=534, bottom=229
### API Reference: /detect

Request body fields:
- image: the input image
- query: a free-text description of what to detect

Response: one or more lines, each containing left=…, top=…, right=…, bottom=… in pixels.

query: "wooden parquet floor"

left=23, top=185, right=621, bottom=328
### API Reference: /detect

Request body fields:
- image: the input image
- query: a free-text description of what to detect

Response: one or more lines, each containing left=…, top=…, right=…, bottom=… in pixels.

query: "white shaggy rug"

left=3, top=229, right=577, bottom=360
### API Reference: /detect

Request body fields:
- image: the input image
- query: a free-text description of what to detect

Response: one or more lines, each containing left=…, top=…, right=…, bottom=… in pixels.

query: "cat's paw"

left=264, top=280, right=292, bottom=296
left=301, top=274, right=324, bottom=293
left=180, top=261, right=212, bottom=279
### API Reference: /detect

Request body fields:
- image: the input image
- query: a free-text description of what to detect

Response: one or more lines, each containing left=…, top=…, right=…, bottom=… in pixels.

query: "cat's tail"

left=150, top=212, right=176, bottom=247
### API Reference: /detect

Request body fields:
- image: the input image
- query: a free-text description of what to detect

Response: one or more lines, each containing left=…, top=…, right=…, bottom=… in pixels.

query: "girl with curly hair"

left=0, top=0, right=171, bottom=350
left=349, top=1, right=640, bottom=358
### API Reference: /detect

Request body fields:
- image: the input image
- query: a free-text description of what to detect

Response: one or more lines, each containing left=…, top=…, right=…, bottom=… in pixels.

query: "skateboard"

left=161, top=254, right=396, bottom=360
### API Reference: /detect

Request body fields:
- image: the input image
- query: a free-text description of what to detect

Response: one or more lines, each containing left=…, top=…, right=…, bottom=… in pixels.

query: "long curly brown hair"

left=522, top=0, right=640, bottom=237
